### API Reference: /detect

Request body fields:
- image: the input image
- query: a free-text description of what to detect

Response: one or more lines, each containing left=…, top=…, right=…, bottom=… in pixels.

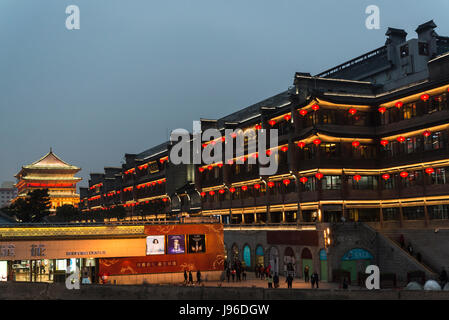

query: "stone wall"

left=1, top=282, right=449, bottom=300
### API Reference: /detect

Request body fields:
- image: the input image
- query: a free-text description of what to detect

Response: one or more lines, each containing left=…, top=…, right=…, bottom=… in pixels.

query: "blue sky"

left=0, top=0, right=448, bottom=187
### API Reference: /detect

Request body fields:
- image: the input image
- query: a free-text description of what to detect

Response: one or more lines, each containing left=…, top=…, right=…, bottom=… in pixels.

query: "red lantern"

left=162, top=198, right=168, bottom=202
left=353, top=175, right=362, bottom=182
left=239, top=156, right=246, bottom=162
left=284, top=114, right=291, bottom=121
left=221, top=136, right=226, bottom=142
left=312, top=104, right=320, bottom=111
left=423, top=130, right=431, bottom=137
left=251, top=153, right=258, bottom=159
left=352, top=141, right=360, bottom=147
left=313, top=139, right=322, bottom=145
left=281, top=146, right=288, bottom=152
left=382, top=174, right=390, bottom=180
left=199, top=167, right=204, bottom=173
left=266, top=150, right=272, bottom=156
left=378, top=107, right=386, bottom=114
left=231, top=132, right=237, bottom=139
left=219, top=189, right=225, bottom=194
left=254, top=184, right=261, bottom=190
left=298, top=141, right=306, bottom=149
left=400, top=171, right=409, bottom=178
left=397, top=136, right=405, bottom=143
left=380, top=139, right=389, bottom=146
left=241, top=185, right=248, bottom=191
left=349, top=108, right=357, bottom=115
left=299, top=177, right=308, bottom=184
left=229, top=187, right=236, bottom=193
left=315, top=172, right=324, bottom=180
left=208, top=165, right=213, bottom=171
left=217, top=163, right=223, bottom=168
left=268, top=120, right=276, bottom=127
left=395, top=101, right=403, bottom=108
left=209, top=191, right=215, bottom=196
left=255, top=124, right=262, bottom=130
left=299, top=109, right=307, bottom=116
left=227, top=159, right=234, bottom=165
left=267, top=181, right=275, bottom=188
left=425, top=167, right=435, bottom=175
left=283, top=179, right=291, bottom=186
left=420, top=94, right=430, bottom=102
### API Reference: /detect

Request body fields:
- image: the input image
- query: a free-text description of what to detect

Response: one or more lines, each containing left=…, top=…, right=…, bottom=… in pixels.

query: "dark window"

left=400, top=44, right=409, bottom=57
left=403, top=206, right=425, bottom=220
left=418, top=42, right=429, bottom=56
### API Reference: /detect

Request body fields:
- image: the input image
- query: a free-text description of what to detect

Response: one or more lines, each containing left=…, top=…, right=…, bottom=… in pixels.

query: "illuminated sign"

left=146, top=235, right=165, bottom=255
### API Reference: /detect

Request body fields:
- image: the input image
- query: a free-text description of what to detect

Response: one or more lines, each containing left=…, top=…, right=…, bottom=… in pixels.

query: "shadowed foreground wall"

left=1, top=282, right=448, bottom=300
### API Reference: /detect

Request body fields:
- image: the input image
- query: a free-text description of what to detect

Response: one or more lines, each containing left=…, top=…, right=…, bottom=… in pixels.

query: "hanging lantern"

left=266, top=150, right=272, bottom=156
left=219, top=189, right=225, bottom=194
left=348, top=108, right=357, bottom=115
left=397, top=136, right=406, bottom=143
left=207, top=165, right=213, bottom=171
left=353, top=175, right=362, bottom=182
left=267, top=181, right=275, bottom=188
left=217, top=163, right=223, bottom=168
left=231, top=132, right=237, bottom=139
left=199, top=167, right=204, bottom=173
left=313, top=139, right=322, bottom=145
left=378, top=107, right=386, bottom=114
left=315, top=172, right=324, bottom=180
left=241, top=185, right=248, bottom=191
left=425, top=167, right=435, bottom=175
left=380, top=139, right=389, bottom=146
left=423, top=130, right=431, bottom=137
left=420, top=94, right=430, bottom=102
left=221, top=136, right=226, bottom=142
left=312, top=104, right=320, bottom=111
left=281, top=146, right=288, bottom=152
left=283, top=179, right=291, bottom=186
left=382, top=174, right=390, bottom=180
left=209, top=191, right=215, bottom=196
left=227, top=159, right=234, bottom=165
left=240, top=156, right=246, bottom=162
left=352, top=141, right=360, bottom=147
left=251, top=153, right=258, bottom=159
left=284, top=114, right=291, bottom=121
left=299, top=177, right=308, bottom=184
left=162, top=198, right=168, bottom=202
left=400, top=171, right=409, bottom=178
left=268, top=120, right=276, bottom=127
left=395, top=101, right=403, bottom=108
left=229, top=187, right=236, bottom=193
left=298, top=141, right=306, bottom=149
left=255, top=124, right=262, bottom=130
left=299, top=109, right=308, bottom=116
left=254, top=184, right=261, bottom=190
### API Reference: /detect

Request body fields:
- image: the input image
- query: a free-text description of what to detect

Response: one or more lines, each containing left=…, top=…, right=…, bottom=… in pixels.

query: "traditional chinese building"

left=14, top=149, right=82, bottom=211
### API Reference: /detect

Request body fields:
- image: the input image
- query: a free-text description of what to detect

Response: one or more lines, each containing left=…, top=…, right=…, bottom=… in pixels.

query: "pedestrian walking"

left=231, top=269, right=236, bottom=282
left=273, top=272, right=279, bottom=288
left=304, top=265, right=310, bottom=282
left=184, top=270, right=188, bottom=284
left=267, top=274, right=273, bottom=288
left=188, top=270, right=193, bottom=284
left=286, top=273, right=293, bottom=288
left=311, top=271, right=319, bottom=288
left=196, top=270, right=201, bottom=285
left=226, top=268, right=231, bottom=282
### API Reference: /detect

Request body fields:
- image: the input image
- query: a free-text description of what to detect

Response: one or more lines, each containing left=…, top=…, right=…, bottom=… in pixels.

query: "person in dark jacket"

left=184, top=270, right=188, bottom=284
left=188, top=270, right=193, bottom=284
left=273, top=273, right=279, bottom=288
left=196, top=270, right=201, bottom=284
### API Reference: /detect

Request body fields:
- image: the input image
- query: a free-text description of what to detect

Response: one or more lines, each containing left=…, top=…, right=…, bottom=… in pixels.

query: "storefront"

left=340, top=248, right=373, bottom=282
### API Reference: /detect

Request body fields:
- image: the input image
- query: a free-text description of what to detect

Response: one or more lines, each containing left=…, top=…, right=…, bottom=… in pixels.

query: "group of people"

left=303, top=265, right=320, bottom=288
left=255, top=264, right=271, bottom=280
left=183, top=270, right=201, bottom=285
left=224, top=259, right=246, bottom=282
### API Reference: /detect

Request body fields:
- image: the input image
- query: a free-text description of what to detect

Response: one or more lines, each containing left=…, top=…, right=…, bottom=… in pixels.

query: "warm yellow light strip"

left=380, top=84, right=449, bottom=108
left=382, top=123, right=449, bottom=141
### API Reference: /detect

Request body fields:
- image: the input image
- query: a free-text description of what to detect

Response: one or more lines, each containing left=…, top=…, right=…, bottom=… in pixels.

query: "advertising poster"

left=167, top=235, right=186, bottom=254
left=146, top=235, right=165, bottom=255
left=188, top=234, right=206, bottom=253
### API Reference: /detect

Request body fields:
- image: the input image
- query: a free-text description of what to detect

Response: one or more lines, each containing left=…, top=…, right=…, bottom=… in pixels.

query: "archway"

left=255, top=245, right=264, bottom=267
left=319, top=249, right=328, bottom=282
left=269, top=247, right=279, bottom=275
left=340, top=248, right=373, bottom=282
left=283, top=247, right=296, bottom=277
left=301, top=247, right=313, bottom=281
left=242, top=245, right=251, bottom=269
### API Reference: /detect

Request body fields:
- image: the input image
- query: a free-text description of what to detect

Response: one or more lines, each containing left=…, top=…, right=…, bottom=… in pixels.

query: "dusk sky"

left=1, top=0, right=448, bottom=188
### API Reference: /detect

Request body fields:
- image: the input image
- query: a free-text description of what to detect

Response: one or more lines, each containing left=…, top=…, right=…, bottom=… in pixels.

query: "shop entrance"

left=340, top=248, right=373, bottom=282
left=301, top=248, right=313, bottom=280
left=319, top=249, right=328, bottom=282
